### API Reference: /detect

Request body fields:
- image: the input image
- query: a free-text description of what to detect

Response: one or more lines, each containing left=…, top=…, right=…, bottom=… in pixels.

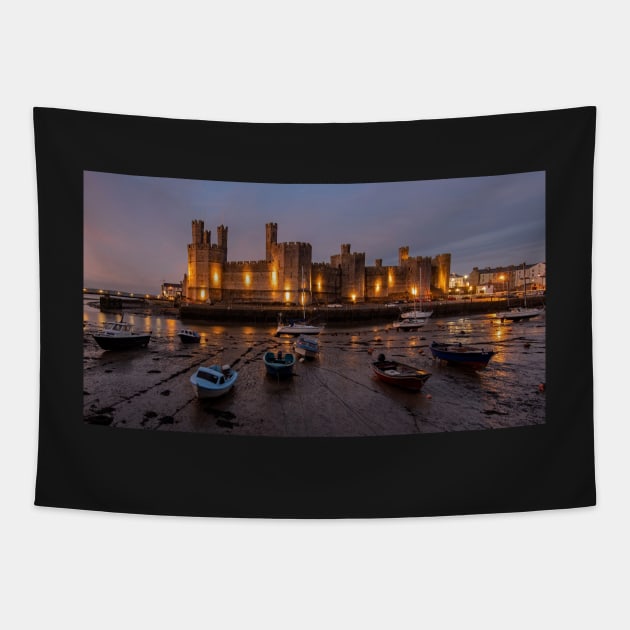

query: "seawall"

left=179, top=297, right=545, bottom=324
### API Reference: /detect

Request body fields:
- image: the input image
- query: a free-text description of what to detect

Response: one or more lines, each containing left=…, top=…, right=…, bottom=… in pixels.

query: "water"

left=83, top=302, right=545, bottom=437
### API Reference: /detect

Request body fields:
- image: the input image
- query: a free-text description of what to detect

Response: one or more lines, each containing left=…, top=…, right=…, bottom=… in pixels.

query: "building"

left=183, top=220, right=451, bottom=304
left=469, top=262, right=546, bottom=293
left=161, top=282, right=182, bottom=299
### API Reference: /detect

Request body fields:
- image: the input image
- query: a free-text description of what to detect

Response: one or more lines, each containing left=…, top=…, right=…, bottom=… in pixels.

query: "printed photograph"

left=83, top=171, right=546, bottom=436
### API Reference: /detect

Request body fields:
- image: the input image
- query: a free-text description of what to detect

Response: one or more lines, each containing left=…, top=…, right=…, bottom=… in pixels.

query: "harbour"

left=83, top=303, right=546, bottom=437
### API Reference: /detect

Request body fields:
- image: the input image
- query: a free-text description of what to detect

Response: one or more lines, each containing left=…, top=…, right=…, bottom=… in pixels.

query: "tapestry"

left=34, top=107, right=596, bottom=517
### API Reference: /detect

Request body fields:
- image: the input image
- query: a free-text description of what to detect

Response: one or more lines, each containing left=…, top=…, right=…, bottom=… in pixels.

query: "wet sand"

left=83, top=311, right=545, bottom=437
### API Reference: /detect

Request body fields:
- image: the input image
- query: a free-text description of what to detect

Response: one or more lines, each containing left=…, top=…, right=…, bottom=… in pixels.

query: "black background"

left=34, top=106, right=595, bottom=517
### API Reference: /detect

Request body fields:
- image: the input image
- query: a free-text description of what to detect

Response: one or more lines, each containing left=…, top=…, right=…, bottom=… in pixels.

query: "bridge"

left=83, top=288, right=163, bottom=300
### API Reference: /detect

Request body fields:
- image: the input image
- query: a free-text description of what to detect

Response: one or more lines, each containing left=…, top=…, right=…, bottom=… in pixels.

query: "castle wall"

left=185, top=219, right=453, bottom=305
left=311, top=262, right=340, bottom=303
left=330, top=245, right=365, bottom=301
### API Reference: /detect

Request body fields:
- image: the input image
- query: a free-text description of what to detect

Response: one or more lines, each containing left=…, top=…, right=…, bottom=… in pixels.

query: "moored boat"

left=392, top=317, right=426, bottom=331
left=276, top=319, right=322, bottom=336
left=495, top=307, right=542, bottom=323
left=178, top=328, right=201, bottom=344
left=190, top=364, right=238, bottom=399
left=263, top=350, right=296, bottom=377
left=371, top=354, right=431, bottom=391
left=496, top=262, right=543, bottom=323
left=295, top=335, right=319, bottom=359
left=93, top=318, right=151, bottom=350
left=430, top=341, right=496, bottom=370
left=401, top=309, right=433, bottom=320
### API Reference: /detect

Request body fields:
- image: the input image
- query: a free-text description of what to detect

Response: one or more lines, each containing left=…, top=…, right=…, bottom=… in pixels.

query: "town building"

left=469, top=262, right=546, bottom=294
left=183, top=220, right=451, bottom=304
left=161, top=282, right=182, bottom=299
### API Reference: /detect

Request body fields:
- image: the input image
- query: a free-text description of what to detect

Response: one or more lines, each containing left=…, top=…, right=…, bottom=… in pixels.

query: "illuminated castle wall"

left=183, top=220, right=450, bottom=303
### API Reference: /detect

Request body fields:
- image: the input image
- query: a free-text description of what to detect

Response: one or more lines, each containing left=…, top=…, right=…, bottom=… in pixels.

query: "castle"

left=182, top=221, right=451, bottom=305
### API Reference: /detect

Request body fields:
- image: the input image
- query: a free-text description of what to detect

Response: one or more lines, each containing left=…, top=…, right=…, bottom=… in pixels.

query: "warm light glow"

left=375, top=283, right=380, bottom=292
left=200, top=289, right=206, bottom=299
left=284, top=291, right=290, bottom=302
left=411, top=287, right=417, bottom=296
left=271, top=270, right=278, bottom=286
left=244, top=273, right=251, bottom=286
left=213, top=272, right=219, bottom=284
left=352, top=294, right=356, bottom=302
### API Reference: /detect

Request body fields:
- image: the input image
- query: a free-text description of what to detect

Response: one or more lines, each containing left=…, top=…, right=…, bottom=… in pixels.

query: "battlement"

left=225, top=260, right=273, bottom=272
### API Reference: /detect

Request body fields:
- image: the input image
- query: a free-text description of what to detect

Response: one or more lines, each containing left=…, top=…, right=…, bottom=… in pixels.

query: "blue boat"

left=295, top=335, right=319, bottom=359
left=263, top=350, right=296, bottom=377
left=190, top=364, right=238, bottom=399
left=430, top=341, right=496, bottom=370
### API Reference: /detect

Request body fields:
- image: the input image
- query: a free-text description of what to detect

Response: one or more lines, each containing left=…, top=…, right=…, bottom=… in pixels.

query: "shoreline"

left=179, top=296, right=545, bottom=324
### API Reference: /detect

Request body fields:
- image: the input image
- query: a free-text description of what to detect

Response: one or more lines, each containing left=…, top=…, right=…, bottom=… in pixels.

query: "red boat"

left=371, top=354, right=431, bottom=391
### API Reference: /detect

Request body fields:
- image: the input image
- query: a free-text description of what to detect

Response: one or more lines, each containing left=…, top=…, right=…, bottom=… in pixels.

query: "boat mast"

left=302, top=265, right=306, bottom=320
left=523, top=262, right=527, bottom=308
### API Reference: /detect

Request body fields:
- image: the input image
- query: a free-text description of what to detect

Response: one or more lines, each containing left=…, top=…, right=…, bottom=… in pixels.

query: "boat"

left=295, top=335, right=319, bottom=359
left=190, top=364, right=238, bottom=399
left=371, top=354, right=431, bottom=391
left=401, top=266, right=433, bottom=319
left=263, top=350, right=296, bottom=377
left=178, top=329, right=201, bottom=344
left=430, top=341, right=496, bottom=370
left=276, top=266, right=323, bottom=336
left=276, top=318, right=322, bottom=336
left=496, top=263, right=543, bottom=323
left=392, top=317, right=426, bottom=331
left=93, top=316, right=151, bottom=350
left=496, top=307, right=542, bottom=323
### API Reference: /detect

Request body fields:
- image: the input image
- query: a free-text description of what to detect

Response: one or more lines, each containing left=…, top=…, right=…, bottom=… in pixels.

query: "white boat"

left=496, top=307, right=542, bottom=323
left=393, top=318, right=426, bottom=331
left=190, top=364, right=238, bottom=399
left=276, top=319, right=322, bottom=336
left=276, top=266, right=323, bottom=336
left=401, top=266, right=433, bottom=319
left=93, top=316, right=151, bottom=350
left=496, top=262, right=543, bottom=323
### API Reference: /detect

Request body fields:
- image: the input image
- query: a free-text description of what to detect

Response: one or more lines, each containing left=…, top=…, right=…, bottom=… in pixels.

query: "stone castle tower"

left=265, top=222, right=278, bottom=261
left=185, top=220, right=228, bottom=302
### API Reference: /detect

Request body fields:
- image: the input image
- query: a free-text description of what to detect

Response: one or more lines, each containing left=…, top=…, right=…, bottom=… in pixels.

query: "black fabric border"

left=34, top=107, right=595, bottom=517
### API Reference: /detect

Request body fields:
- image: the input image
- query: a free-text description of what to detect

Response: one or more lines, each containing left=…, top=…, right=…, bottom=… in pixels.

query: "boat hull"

left=371, top=360, right=431, bottom=391
left=497, top=309, right=541, bottom=323
left=430, top=342, right=495, bottom=370
left=393, top=319, right=426, bottom=331
left=93, top=334, right=151, bottom=350
left=264, top=352, right=296, bottom=377
left=178, top=333, right=201, bottom=344
left=295, top=336, right=319, bottom=359
left=190, top=366, right=237, bottom=399
left=401, top=310, right=433, bottom=319
left=191, top=381, right=235, bottom=399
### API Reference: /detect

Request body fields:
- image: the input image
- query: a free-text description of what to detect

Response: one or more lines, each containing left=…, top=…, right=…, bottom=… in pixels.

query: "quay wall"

left=179, top=296, right=545, bottom=325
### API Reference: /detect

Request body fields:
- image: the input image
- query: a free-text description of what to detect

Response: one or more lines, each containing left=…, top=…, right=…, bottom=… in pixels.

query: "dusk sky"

left=84, top=170, right=545, bottom=294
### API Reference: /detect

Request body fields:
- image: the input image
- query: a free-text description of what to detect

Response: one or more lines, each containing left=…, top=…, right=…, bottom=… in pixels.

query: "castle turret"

left=217, top=224, right=228, bottom=249
left=266, top=222, right=278, bottom=261
left=432, top=253, right=451, bottom=295
left=192, top=219, right=204, bottom=244
left=398, top=246, right=409, bottom=266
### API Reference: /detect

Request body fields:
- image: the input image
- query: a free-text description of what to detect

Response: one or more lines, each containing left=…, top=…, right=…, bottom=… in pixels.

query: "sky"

left=84, top=170, right=545, bottom=294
